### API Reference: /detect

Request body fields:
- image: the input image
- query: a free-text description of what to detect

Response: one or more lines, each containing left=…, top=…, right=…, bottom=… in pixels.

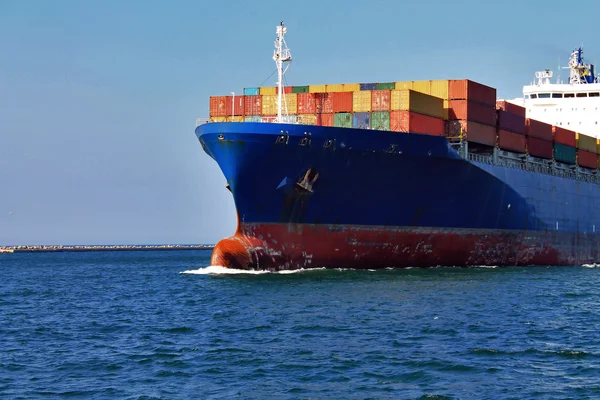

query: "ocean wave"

left=180, top=266, right=326, bottom=275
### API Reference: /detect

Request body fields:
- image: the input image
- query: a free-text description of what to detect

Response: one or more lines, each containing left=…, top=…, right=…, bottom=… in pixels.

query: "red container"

left=315, top=93, right=334, bottom=114
left=578, top=150, right=598, bottom=169
left=209, top=96, right=228, bottom=117
left=449, top=79, right=497, bottom=106
left=371, top=90, right=391, bottom=111
left=496, top=100, right=526, bottom=117
left=331, top=92, right=353, bottom=113
left=298, top=93, right=316, bottom=114
left=244, top=95, right=262, bottom=116
left=552, top=126, right=576, bottom=147
left=226, top=95, right=245, bottom=116
left=448, top=100, right=496, bottom=126
left=498, top=129, right=526, bottom=153
left=448, top=120, right=496, bottom=146
left=277, top=86, right=294, bottom=94
left=526, top=119, right=553, bottom=141
left=527, top=137, right=553, bottom=159
left=497, top=110, right=525, bottom=134
left=317, top=113, right=334, bottom=127
left=390, top=111, right=445, bottom=136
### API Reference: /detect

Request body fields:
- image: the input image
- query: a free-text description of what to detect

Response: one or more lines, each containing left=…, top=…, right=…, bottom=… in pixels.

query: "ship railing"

left=467, top=153, right=493, bottom=164
left=196, top=118, right=210, bottom=127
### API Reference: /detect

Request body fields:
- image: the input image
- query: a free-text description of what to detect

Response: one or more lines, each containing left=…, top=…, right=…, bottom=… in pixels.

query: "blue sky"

left=1, top=0, right=599, bottom=245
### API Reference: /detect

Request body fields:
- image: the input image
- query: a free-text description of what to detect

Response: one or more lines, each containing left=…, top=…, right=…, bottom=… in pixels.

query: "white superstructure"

left=510, top=48, right=600, bottom=138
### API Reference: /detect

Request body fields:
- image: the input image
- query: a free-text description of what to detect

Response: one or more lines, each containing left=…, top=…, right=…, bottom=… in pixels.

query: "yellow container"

left=343, top=83, right=360, bottom=92
left=596, top=138, right=600, bottom=155
left=442, top=99, right=449, bottom=120
left=210, top=117, right=227, bottom=122
left=261, top=95, right=278, bottom=115
left=309, top=84, right=327, bottom=93
left=353, top=90, right=372, bottom=112
left=411, top=80, right=431, bottom=95
left=283, top=93, right=298, bottom=114
left=395, top=81, right=412, bottom=90
left=326, top=84, right=344, bottom=92
left=430, top=80, right=449, bottom=99
left=297, top=114, right=317, bottom=125
left=260, top=86, right=277, bottom=95
left=577, top=133, right=597, bottom=152
left=226, top=116, right=244, bottom=122
left=390, top=89, right=444, bottom=119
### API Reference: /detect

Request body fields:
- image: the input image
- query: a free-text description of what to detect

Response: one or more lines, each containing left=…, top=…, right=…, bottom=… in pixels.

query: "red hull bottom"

left=211, top=223, right=599, bottom=270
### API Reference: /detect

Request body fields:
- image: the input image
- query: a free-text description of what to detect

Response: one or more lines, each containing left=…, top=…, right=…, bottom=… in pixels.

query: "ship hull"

left=197, top=122, right=600, bottom=270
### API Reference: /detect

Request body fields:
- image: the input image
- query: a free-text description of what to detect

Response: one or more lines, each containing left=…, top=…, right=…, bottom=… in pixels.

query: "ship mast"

left=273, top=21, right=292, bottom=123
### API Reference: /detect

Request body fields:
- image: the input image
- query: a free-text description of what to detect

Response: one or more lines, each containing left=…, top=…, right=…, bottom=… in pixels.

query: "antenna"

left=273, top=21, right=292, bottom=123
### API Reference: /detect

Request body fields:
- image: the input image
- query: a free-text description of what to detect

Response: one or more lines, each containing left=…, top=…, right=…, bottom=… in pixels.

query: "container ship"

left=195, top=23, right=600, bottom=270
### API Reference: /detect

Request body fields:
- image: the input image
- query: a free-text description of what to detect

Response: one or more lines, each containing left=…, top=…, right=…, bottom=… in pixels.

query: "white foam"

left=582, top=263, right=600, bottom=268
left=180, top=266, right=326, bottom=275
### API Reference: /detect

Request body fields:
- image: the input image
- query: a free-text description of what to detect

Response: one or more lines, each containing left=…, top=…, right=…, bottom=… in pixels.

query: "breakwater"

left=0, top=244, right=213, bottom=253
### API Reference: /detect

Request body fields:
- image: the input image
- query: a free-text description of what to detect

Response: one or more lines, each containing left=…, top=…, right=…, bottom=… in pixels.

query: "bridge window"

left=577, top=93, right=587, bottom=98
left=564, top=93, right=575, bottom=98
left=552, top=93, right=562, bottom=98
left=530, top=94, right=538, bottom=99
left=525, top=95, right=530, bottom=99
left=590, top=92, right=600, bottom=97
left=538, top=93, right=551, bottom=98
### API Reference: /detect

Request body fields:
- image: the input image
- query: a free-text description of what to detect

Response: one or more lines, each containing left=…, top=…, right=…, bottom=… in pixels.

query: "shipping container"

left=391, top=90, right=444, bottom=119
left=527, top=137, right=553, bottom=159
left=334, top=112, right=353, bottom=128
left=394, top=81, right=412, bottom=90
left=309, top=84, right=327, bottom=93
left=260, top=86, right=277, bottom=96
left=496, top=100, right=526, bottom=117
left=430, top=80, right=449, bottom=99
left=315, top=93, right=334, bottom=114
left=226, top=116, right=244, bottom=122
left=411, top=80, right=431, bottom=95
left=554, top=142, right=577, bottom=164
left=360, top=83, right=377, bottom=91
left=449, top=79, right=497, bottom=107
left=577, top=133, right=597, bottom=153
left=497, top=110, right=525, bottom=134
left=371, top=90, right=391, bottom=111
left=578, top=149, right=598, bottom=169
left=297, top=93, right=316, bottom=114
left=371, top=111, right=390, bottom=131
left=243, top=87, right=260, bottom=95
left=390, top=111, right=445, bottom=136
left=331, top=92, right=353, bottom=113
left=276, top=86, right=293, bottom=94
left=376, top=82, right=395, bottom=90
left=326, top=84, right=360, bottom=92
left=226, top=95, right=245, bottom=116
left=552, top=126, right=576, bottom=147
left=209, top=116, right=227, bottom=122
left=498, top=129, right=526, bottom=153
left=526, top=119, right=553, bottom=141
left=447, top=120, right=496, bottom=146
left=244, top=95, right=262, bottom=116
left=244, top=116, right=262, bottom=122
left=443, top=99, right=449, bottom=120
left=296, top=114, right=317, bottom=125
left=292, top=86, right=309, bottom=93
left=353, top=90, right=372, bottom=112
left=209, top=96, right=229, bottom=117
left=261, top=94, right=278, bottom=115
left=448, top=99, right=496, bottom=126
left=316, top=113, right=334, bottom=126
left=282, top=93, right=298, bottom=114
left=597, top=139, right=600, bottom=155
left=353, top=112, right=371, bottom=129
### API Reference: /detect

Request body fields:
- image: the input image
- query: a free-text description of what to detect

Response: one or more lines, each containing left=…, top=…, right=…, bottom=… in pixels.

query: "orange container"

left=449, top=79, right=496, bottom=107
left=390, top=111, right=445, bottom=136
left=371, top=90, right=391, bottom=111
left=448, top=120, right=496, bottom=146
left=552, top=126, right=576, bottom=147
left=315, top=93, right=333, bottom=114
left=298, top=93, right=317, bottom=114
left=498, top=129, right=526, bottom=153
left=448, top=100, right=496, bottom=126
left=496, top=100, right=526, bottom=118
left=244, top=95, right=262, bottom=116
left=526, top=119, right=553, bottom=141
left=578, top=150, right=598, bottom=169
left=209, top=96, right=228, bottom=117
left=317, top=113, right=334, bottom=126
left=276, top=86, right=294, bottom=94
left=226, top=95, right=245, bottom=116
left=331, top=92, right=353, bottom=113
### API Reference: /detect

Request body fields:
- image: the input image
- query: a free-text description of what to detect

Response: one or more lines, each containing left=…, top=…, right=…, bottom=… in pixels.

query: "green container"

left=334, top=113, right=352, bottom=128
left=371, top=111, right=390, bottom=131
left=554, top=142, right=576, bottom=164
left=376, top=82, right=395, bottom=90
left=292, top=85, right=309, bottom=93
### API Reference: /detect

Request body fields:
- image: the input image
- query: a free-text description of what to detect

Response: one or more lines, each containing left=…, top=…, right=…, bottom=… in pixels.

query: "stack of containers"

left=447, top=80, right=497, bottom=147
left=576, top=133, right=598, bottom=169
left=525, top=117, right=553, bottom=159
left=552, top=126, right=577, bottom=164
left=209, top=95, right=245, bottom=122
left=496, top=100, right=526, bottom=153
left=397, top=80, right=450, bottom=120
left=389, top=90, right=445, bottom=135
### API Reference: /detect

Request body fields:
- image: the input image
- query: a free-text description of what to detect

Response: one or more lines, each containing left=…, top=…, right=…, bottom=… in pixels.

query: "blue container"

left=353, top=112, right=371, bottom=129
left=244, top=116, right=262, bottom=122
left=244, top=88, right=260, bottom=95
left=360, top=83, right=377, bottom=91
